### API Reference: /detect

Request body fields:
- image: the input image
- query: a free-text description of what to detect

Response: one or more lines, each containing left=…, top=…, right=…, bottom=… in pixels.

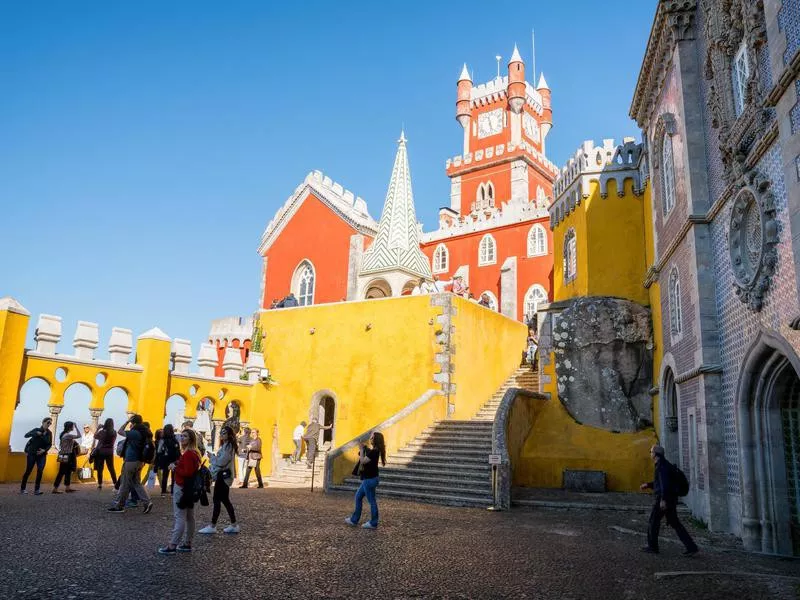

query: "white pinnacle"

left=537, top=72, right=549, bottom=90
left=458, top=63, right=471, bottom=82
left=509, top=44, right=523, bottom=64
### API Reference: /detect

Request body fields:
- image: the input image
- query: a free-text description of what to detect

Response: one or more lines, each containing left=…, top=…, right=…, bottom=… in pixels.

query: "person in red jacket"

left=158, top=429, right=202, bottom=555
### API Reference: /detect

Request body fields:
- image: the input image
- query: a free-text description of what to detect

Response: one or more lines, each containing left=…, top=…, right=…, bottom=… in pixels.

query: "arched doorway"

left=661, top=367, right=679, bottom=463
left=309, top=391, right=337, bottom=449
left=364, top=278, right=391, bottom=299
left=737, top=331, right=800, bottom=556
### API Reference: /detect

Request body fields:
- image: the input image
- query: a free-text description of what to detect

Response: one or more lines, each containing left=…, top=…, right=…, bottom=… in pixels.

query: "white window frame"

left=478, top=234, right=497, bottom=266
left=669, top=267, right=683, bottom=338
left=662, top=133, right=676, bottom=216
left=432, top=244, right=449, bottom=274
left=732, top=41, right=750, bottom=117
left=292, top=260, right=316, bottom=306
left=524, top=284, right=548, bottom=322
left=564, top=228, right=577, bottom=282
left=527, top=224, right=548, bottom=257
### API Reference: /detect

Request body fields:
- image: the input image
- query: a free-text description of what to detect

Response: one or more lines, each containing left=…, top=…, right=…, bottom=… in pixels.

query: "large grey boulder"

left=552, top=296, right=653, bottom=432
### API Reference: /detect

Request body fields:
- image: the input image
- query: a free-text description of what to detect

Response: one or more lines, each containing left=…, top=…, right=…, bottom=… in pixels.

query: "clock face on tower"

left=478, top=109, right=503, bottom=139
left=523, top=113, right=540, bottom=143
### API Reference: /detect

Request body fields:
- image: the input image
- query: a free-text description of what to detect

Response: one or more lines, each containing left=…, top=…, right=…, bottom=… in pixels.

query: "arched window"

left=432, top=244, right=449, bottom=274
left=480, top=291, right=498, bottom=311
left=527, top=224, right=547, bottom=257
left=669, top=268, right=682, bottom=336
left=524, top=285, right=548, bottom=322
left=662, top=133, right=676, bottom=215
left=486, top=182, right=495, bottom=208
left=563, top=228, right=577, bottom=282
left=478, top=234, right=496, bottom=266
left=475, top=182, right=495, bottom=211
left=293, top=260, right=315, bottom=306
left=536, top=185, right=547, bottom=204
left=732, top=41, right=750, bottom=117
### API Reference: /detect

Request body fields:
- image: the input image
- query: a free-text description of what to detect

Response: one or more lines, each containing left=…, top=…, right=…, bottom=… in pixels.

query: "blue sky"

left=0, top=0, right=657, bottom=367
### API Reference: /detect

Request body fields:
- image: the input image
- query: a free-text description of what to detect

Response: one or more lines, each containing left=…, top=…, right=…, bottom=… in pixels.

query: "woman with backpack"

left=92, top=418, right=117, bottom=489
left=52, top=421, right=81, bottom=494
left=199, top=425, right=240, bottom=535
left=158, top=428, right=202, bottom=555
left=156, top=424, right=181, bottom=497
left=344, top=431, right=386, bottom=529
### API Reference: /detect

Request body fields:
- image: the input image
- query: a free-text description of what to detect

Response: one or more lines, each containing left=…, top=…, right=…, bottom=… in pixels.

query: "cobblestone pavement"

left=0, top=484, right=798, bottom=599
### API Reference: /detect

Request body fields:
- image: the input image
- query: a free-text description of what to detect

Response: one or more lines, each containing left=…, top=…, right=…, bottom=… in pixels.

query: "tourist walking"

left=345, top=431, right=386, bottom=529
left=158, top=429, right=202, bottom=555
left=92, top=418, right=117, bottom=489
left=303, top=417, right=331, bottom=468
left=52, top=422, right=81, bottom=494
left=236, top=427, right=251, bottom=484
left=107, top=414, right=153, bottom=514
left=156, top=424, right=181, bottom=496
left=292, top=421, right=306, bottom=463
left=240, top=428, right=263, bottom=488
left=199, top=425, right=240, bottom=535
left=20, top=416, right=53, bottom=495
left=640, top=445, right=698, bottom=556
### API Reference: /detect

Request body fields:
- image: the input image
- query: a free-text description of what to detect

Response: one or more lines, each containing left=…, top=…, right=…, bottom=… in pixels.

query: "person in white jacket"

left=198, top=425, right=239, bottom=534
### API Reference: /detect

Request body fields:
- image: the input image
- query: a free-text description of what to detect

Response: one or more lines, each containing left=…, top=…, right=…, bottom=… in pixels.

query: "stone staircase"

left=267, top=451, right=327, bottom=489
left=329, top=367, right=539, bottom=507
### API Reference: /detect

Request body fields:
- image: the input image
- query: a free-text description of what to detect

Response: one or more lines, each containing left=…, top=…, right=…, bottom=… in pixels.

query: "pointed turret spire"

left=458, top=63, right=471, bottom=82
left=358, top=133, right=431, bottom=281
left=509, top=44, right=523, bottom=64
left=537, top=72, right=549, bottom=90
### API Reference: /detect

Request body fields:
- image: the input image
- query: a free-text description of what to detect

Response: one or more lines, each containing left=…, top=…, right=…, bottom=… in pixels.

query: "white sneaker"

left=198, top=525, right=217, bottom=534
left=362, top=522, right=377, bottom=529
left=223, top=524, right=240, bottom=534
left=344, top=517, right=357, bottom=526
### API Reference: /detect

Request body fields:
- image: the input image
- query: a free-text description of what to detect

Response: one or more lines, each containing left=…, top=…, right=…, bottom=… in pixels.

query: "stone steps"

left=328, top=484, right=492, bottom=508
left=267, top=454, right=326, bottom=488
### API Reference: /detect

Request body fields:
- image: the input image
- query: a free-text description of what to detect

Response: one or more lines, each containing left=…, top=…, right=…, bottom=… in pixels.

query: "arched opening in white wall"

left=478, top=234, right=497, bottom=266
left=523, top=285, right=548, bottom=324
left=401, top=279, right=418, bottom=296
left=480, top=291, right=498, bottom=311
left=60, top=383, right=92, bottom=437
left=9, top=378, right=51, bottom=451
left=100, top=387, right=129, bottom=431
left=527, top=224, right=548, bottom=257
left=292, top=260, right=316, bottom=306
left=433, top=244, right=449, bottom=274
left=364, top=278, right=391, bottom=299
left=164, top=394, right=186, bottom=429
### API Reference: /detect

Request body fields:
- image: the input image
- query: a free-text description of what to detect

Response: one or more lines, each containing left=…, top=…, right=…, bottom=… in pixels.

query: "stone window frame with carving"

left=728, top=171, right=779, bottom=312
left=668, top=266, right=683, bottom=341
left=732, top=40, right=750, bottom=117
left=478, top=234, right=497, bottom=266
left=527, top=224, right=548, bottom=257
left=524, top=284, right=548, bottom=323
left=661, top=132, right=676, bottom=216
left=650, top=113, right=678, bottom=222
left=432, top=243, right=449, bottom=274
left=563, top=228, right=577, bottom=283
left=292, top=259, right=316, bottom=306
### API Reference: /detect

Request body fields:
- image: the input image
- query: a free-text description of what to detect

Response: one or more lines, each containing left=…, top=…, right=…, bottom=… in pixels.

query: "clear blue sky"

left=0, top=0, right=657, bottom=362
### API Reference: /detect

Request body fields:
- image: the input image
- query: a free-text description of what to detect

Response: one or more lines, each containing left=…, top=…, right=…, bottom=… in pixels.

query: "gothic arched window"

left=433, top=244, right=449, bottom=274
left=662, top=133, right=676, bottom=215
left=524, top=285, right=548, bottom=322
left=527, top=224, right=547, bottom=257
left=564, top=228, right=577, bottom=282
left=669, top=267, right=682, bottom=336
left=478, top=234, right=496, bottom=266
left=293, top=260, right=315, bottom=306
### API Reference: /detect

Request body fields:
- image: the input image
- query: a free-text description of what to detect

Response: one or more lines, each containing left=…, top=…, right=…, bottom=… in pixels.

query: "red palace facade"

left=254, top=45, right=555, bottom=324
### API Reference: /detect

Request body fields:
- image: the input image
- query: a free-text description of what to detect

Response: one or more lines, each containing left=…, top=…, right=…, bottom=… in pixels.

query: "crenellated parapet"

left=445, top=140, right=559, bottom=175
left=208, top=316, right=254, bottom=345
left=258, top=169, right=378, bottom=255
left=422, top=198, right=550, bottom=244
left=469, top=76, right=544, bottom=115
left=549, top=138, right=645, bottom=229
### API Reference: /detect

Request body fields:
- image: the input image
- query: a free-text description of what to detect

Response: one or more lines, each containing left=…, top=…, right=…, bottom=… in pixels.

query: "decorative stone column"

left=89, top=408, right=103, bottom=430
left=211, top=419, right=224, bottom=451
left=47, top=405, right=63, bottom=452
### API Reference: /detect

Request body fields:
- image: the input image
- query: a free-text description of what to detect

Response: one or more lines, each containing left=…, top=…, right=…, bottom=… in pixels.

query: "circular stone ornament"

left=728, top=174, right=779, bottom=312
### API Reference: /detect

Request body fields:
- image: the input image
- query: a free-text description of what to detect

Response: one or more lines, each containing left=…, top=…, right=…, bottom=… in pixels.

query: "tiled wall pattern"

left=710, top=145, right=799, bottom=496
left=792, top=80, right=800, bottom=134
left=778, top=0, right=800, bottom=66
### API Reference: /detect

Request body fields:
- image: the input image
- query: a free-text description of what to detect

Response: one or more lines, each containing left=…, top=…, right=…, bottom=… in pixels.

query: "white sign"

left=488, top=454, right=502, bottom=465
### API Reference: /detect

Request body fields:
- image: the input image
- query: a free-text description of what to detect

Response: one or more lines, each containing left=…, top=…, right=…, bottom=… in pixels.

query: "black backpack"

left=141, top=437, right=156, bottom=464
left=672, top=463, right=690, bottom=497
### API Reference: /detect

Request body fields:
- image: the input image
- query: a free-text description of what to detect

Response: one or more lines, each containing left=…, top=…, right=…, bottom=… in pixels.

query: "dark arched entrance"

left=309, top=390, right=337, bottom=450
left=738, top=331, right=800, bottom=556
left=661, top=367, right=679, bottom=463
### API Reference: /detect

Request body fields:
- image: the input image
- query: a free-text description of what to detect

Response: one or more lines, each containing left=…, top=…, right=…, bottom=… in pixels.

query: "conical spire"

left=458, top=63, right=471, bottom=82
left=359, top=132, right=432, bottom=279
left=509, top=44, right=523, bottom=64
left=537, top=72, right=549, bottom=90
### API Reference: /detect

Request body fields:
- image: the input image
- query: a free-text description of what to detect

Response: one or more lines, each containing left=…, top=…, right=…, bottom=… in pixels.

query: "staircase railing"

left=491, top=387, right=548, bottom=509
left=323, top=389, right=446, bottom=491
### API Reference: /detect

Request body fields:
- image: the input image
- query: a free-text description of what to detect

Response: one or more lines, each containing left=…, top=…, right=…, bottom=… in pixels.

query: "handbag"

left=247, top=458, right=259, bottom=468
left=79, top=466, right=93, bottom=479
left=57, top=453, right=71, bottom=464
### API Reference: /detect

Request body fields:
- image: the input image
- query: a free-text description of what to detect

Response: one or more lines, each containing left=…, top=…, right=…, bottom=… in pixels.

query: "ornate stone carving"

left=728, top=169, right=779, bottom=311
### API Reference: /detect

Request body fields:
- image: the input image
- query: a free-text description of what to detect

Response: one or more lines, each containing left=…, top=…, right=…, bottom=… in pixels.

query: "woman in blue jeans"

left=345, top=431, right=386, bottom=529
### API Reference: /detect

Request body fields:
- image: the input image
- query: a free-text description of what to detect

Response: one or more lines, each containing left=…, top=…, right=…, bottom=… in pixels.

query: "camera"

left=259, top=368, right=271, bottom=383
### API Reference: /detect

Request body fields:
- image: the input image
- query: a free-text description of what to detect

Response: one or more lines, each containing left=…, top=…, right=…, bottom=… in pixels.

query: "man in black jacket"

left=20, top=417, right=53, bottom=495
left=640, top=444, right=698, bottom=556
